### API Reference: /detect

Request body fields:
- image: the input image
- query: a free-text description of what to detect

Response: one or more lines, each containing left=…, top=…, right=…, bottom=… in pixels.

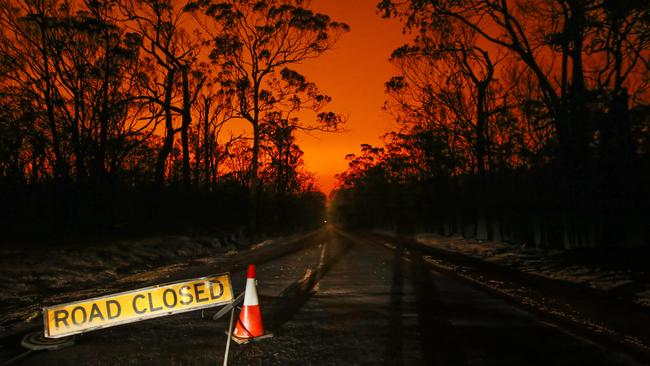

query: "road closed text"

left=43, top=274, right=233, bottom=338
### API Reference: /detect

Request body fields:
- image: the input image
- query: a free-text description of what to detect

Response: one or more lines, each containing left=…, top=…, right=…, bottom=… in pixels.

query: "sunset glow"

left=294, top=0, right=410, bottom=195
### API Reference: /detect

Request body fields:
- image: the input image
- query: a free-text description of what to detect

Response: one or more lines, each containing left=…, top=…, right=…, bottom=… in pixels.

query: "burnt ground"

left=0, top=226, right=648, bottom=365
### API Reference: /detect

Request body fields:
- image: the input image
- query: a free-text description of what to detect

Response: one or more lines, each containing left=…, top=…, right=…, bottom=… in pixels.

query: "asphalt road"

left=1, top=226, right=645, bottom=365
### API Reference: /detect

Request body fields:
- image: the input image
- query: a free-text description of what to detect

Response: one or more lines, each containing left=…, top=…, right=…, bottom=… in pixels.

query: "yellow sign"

left=43, top=273, right=233, bottom=338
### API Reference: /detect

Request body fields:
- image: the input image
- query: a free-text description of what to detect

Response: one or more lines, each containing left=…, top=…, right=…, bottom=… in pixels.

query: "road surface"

left=0, top=226, right=644, bottom=365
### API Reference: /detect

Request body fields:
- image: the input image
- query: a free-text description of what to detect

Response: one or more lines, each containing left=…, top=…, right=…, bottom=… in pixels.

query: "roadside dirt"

left=0, top=231, right=318, bottom=340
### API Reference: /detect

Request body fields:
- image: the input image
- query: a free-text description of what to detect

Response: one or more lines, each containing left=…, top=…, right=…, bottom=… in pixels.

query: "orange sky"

left=293, top=0, right=411, bottom=195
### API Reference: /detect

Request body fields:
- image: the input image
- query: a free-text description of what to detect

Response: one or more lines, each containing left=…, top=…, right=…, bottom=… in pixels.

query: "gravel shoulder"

left=0, top=230, right=317, bottom=339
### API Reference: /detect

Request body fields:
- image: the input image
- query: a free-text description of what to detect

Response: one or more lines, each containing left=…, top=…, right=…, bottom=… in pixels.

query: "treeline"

left=0, top=0, right=348, bottom=243
left=332, top=0, right=650, bottom=249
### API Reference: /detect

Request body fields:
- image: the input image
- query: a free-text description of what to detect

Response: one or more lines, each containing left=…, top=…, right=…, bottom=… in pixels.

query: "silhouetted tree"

left=120, top=0, right=207, bottom=186
left=0, top=0, right=331, bottom=241
left=380, top=0, right=649, bottom=175
left=590, top=0, right=650, bottom=172
left=332, top=0, right=650, bottom=248
left=387, top=39, right=503, bottom=176
left=188, top=0, right=348, bottom=228
left=0, top=0, right=144, bottom=185
left=190, top=81, right=235, bottom=189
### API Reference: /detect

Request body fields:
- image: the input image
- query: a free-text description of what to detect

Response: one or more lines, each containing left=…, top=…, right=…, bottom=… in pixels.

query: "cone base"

left=232, top=304, right=264, bottom=338
left=225, top=330, right=274, bottom=345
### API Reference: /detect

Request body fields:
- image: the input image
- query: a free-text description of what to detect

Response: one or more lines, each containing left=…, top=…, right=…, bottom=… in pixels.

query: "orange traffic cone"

left=231, top=264, right=272, bottom=343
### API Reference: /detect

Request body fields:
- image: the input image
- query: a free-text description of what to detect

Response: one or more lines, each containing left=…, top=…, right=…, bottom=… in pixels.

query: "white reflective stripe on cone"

left=243, top=278, right=259, bottom=306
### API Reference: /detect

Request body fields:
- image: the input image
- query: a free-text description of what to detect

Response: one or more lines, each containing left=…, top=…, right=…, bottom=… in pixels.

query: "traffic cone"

left=231, top=264, right=272, bottom=343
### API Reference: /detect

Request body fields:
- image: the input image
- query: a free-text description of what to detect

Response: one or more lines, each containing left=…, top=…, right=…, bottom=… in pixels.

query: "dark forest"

left=332, top=0, right=650, bottom=250
left=0, top=0, right=349, bottom=243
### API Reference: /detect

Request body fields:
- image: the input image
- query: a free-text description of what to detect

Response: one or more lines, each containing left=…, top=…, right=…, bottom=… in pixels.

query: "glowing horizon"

left=293, top=0, right=411, bottom=195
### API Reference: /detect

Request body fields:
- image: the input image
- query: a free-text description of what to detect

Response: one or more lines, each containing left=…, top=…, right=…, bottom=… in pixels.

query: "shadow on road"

left=408, top=247, right=467, bottom=366
left=385, top=242, right=404, bottom=365
left=266, top=228, right=355, bottom=332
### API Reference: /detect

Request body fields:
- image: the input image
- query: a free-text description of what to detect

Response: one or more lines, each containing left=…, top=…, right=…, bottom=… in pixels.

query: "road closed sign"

left=43, top=273, right=233, bottom=338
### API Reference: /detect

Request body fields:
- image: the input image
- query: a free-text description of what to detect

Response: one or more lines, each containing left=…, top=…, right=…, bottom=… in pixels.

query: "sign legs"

left=223, top=307, right=235, bottom=366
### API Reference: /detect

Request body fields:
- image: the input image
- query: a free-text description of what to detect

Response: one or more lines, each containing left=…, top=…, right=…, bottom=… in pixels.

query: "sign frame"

left=43, top=273, right=233, bottom=338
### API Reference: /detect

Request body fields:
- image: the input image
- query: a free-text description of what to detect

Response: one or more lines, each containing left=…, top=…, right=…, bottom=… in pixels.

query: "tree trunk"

left=154, top=69, right=176, bottom=187
left=72, top=92, right=85, bottom=183
left=203, top=98, right=211, bottom=188
left=97, top=33, right=110, bottom=186
left=249, top=121, right=260, bottom=230
left=476, top=85, right=487, bottom=177
left=180, top=66, right=192, bottom=187
left=566, top=0, right=588, bottom=173
left=41, top=32, right=67, bottom=181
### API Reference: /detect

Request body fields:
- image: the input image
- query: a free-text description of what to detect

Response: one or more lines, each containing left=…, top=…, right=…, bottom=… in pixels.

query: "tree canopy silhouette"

left=0, top=0, right=343, bottom=243
left=331, top=0, right=650, bottom=248
left=186, top=0, right=349, bottom=228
